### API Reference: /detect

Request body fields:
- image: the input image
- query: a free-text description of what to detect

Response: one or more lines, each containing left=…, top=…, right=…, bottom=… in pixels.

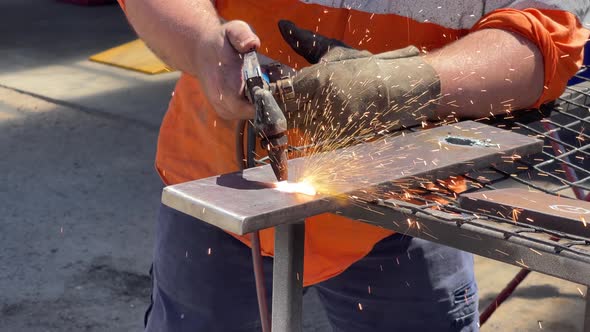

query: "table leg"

left=272, top=222, right=305, bottom=332
left=584, top=286, right=590, bottom=332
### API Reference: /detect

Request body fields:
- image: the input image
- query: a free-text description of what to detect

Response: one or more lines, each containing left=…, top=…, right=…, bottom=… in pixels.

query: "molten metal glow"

left=274, top=180, right=317, bottom=196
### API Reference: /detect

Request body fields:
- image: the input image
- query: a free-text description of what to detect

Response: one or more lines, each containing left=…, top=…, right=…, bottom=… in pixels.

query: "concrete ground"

left=0, top=1, right=586, bottom=331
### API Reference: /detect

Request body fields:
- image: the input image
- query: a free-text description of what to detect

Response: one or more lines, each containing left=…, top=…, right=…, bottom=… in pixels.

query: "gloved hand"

left=277, top=20, right=441, bottom=139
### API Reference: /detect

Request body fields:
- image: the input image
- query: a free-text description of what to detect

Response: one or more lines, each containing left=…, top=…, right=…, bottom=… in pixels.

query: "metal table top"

left=162, top=120, right=541, bottom=235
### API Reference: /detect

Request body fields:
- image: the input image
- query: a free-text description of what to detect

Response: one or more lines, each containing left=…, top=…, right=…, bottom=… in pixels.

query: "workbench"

left=162, top=78, right=590, bottom=332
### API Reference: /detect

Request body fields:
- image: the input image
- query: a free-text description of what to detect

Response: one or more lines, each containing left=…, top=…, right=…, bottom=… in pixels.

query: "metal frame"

left=341, top=199, right=590, bottom=285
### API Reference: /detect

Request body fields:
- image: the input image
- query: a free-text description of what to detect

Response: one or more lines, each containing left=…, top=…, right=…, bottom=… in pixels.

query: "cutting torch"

left=242, top=51, right=294, bottom=332
left=243, top=51, right=292, bottom=182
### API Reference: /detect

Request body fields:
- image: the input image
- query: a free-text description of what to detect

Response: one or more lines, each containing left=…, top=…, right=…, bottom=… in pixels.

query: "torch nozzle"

left=263, top=134, right=288, bottom=182
left=269, top=145, right=288, bottom=182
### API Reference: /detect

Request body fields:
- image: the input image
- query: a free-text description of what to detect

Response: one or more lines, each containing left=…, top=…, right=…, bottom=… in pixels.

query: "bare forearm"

left=424, top=29, right=544, bottom=119
left=124, top=0, right=260, bottom=119
left=125, top=0, right=221, bottom=75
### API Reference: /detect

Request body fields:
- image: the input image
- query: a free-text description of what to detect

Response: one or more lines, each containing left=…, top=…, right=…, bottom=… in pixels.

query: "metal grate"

left=465, top=68, right=590, bottom=200
left=381, top=66, right=590, bottom=261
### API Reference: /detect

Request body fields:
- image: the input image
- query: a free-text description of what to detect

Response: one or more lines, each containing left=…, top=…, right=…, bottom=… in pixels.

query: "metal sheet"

left=460, top=188, right=590, bottom=238
left=162, top=121, right=542, bottom=235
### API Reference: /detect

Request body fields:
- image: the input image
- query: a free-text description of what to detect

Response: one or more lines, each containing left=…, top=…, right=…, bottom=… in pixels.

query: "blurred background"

left=0, top=1, right=587, bottom=331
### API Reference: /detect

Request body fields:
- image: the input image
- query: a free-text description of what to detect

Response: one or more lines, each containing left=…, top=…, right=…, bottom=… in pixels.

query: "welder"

left=117, top=0, right=588, bottom=331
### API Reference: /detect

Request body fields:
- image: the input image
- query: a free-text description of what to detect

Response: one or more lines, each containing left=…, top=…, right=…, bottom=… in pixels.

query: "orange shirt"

left=117, top=0, right=588, bottom=286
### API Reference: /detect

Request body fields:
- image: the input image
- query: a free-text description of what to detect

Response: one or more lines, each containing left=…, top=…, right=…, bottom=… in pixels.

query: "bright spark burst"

left=511, top=208, right=522, bottom=222
left=274, top=180, right=318, bottom=196
left=274, top=65, right=458, bottom=207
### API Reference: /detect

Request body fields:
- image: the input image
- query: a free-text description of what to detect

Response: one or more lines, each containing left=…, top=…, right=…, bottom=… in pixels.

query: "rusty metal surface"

left=162, top=121, right=541, bottom=235
left=460, top=188, right=590, bottom=238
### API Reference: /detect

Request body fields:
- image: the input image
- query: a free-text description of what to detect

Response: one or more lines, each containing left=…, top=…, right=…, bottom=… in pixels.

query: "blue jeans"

left=145, top=204, right=479, bottom=332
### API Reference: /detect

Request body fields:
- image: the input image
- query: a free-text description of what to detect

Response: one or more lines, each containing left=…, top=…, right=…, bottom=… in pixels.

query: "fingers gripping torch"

left=242, top=51, right=293, bottom=332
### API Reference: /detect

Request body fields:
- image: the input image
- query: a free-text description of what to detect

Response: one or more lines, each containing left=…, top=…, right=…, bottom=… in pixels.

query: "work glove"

left=277, top=20, right=441, bottom=140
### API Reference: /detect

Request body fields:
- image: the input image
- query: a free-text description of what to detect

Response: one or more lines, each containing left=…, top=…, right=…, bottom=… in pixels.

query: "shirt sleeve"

left=472, top=8, right=589, bottom=108
left=116, top=0, right=126, bottom=12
